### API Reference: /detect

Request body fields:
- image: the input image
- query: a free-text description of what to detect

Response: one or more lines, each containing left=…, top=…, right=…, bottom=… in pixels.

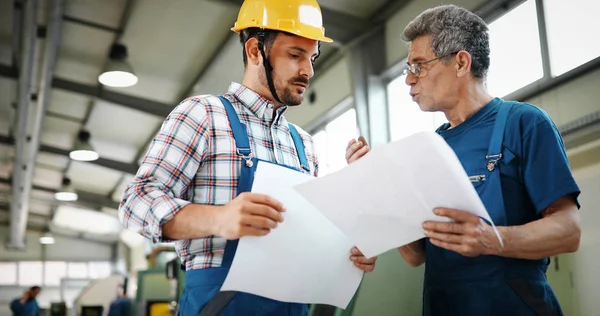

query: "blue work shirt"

left=422, top=97, right=580, bottom=315
left=10, top=298, right=40, bottom=316
left=107, top=297, right=132, bottom=316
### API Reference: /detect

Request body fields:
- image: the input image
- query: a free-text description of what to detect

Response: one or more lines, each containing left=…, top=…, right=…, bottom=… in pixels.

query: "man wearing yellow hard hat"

left=117, top=0, right=377, bottom=315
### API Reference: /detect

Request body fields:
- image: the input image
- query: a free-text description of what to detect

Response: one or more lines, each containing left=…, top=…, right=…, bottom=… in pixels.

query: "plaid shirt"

left=118, top=82, right=319, bottom=270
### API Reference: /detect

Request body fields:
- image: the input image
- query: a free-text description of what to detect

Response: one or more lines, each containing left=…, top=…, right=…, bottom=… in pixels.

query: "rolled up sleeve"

left=118, top=97, right=210, bottom=243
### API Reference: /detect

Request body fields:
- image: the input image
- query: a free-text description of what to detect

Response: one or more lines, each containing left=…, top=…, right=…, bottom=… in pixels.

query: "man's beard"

left=259, top=70, right=308, bottom=106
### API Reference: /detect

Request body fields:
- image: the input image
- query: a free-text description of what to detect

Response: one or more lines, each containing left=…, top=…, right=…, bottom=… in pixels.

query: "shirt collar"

left=228, top=82, right=288, bottom=125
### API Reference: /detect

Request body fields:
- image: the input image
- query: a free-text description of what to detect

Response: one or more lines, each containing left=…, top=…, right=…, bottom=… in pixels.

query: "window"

left=387, top=76, right=447, bottom=141
left=544, top=0, right=600, bottom=76
left=88, top=261, right=112, bottom=279
left=44, top=261, right=67, bottom=286
left=486, top=0, right=544, bottom=97
left=67, top=262, right=88, bottom=278
left=0, top=262, right=17, bottom=285
left=312, top=108, right=358, bottom=176
left=18, top=261, right=43, bottom=286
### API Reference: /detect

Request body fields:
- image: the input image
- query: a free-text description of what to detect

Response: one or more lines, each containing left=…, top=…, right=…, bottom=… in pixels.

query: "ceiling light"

left=39, top=232, right=55, bottom=244
left=98, top=43, right=138, bottom=87
left=55, top=177, right=78, bottom=202
left=70, top=130, right=99, bottom=161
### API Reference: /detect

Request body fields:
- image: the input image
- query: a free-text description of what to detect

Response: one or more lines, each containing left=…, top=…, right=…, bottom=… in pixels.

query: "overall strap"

left=287, top=123, right=311, bottom=173
left=217, top=95, right=256, bottom=266
left=218, top=96, right=254, bottom=170
left=196, top=96, right=256, bottom=316
left=486, top=102, right=514, bottom=172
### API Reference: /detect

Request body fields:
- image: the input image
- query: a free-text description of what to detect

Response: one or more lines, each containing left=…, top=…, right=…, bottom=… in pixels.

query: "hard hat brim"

left=231, top=26, right=334, bottom=43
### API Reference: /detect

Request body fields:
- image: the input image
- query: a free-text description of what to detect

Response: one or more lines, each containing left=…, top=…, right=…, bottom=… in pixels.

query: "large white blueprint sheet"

left=294, top=131, right=499, bottom=258
left=221, top=162, right=363, bottom=309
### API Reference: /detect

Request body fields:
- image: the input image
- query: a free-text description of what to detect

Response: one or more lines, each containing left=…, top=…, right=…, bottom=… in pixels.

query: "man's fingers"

left=346, top=139, right=357, bottom=150
left=348, top=145, right=369, bottom=162
left=429, top=238, right=476, bottom=257
left=244, top=193, right=286, bottom=213
left=424, top=230, right=463, bottom=244
left=246, top=204, right=284, bottom=223
left=434, top=208, right=480, bottom=224
left=242, top=214, right=279, bottom=229
left=345, top=141, right=365, bottom=159
left=354, top=262, right=375, bottom=272
left=422, top=221, right=466, bottom=234
left=352, top=255, right=376, bottom=264
left=358, top=136, right=369, bottom=146
left=239, top=225, right=270, bottom=237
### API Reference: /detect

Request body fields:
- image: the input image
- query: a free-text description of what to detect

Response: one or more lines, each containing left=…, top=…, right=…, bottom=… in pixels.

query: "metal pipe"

left=11, top=0, right=24, bottom=67
left=9, top=0, right=39, bottom=249
left=15, top=0, right=66, bottom=249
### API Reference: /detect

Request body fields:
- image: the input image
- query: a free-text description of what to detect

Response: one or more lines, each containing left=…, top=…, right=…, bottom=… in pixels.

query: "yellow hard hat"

left=231, top=0, right=334, bottom=43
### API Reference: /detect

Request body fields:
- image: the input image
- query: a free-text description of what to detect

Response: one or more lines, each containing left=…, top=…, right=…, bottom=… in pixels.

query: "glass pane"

left=387, top=76, right=447, bottom=141
left=325, top=109, right=358, bottom=174
left=312, top=130, right=329, bottom=176
left=67, top=262, right=88, bottom=278
left=44, top=261, right=67, bottom=286
left=88, top=261, right=112, bottom=279
left=544, top=0, right=600, bottom=76
left=487, top=0, right=544, bottom=97
left=0, top=262, right=17, bottom=285
left=18, top=261, right=43, bottom=286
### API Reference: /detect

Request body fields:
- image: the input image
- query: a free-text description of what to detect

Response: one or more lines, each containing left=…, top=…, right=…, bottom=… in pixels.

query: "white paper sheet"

left=221, top=162, right=363, bottom=309
left=294, top=131, right=500, bottom=259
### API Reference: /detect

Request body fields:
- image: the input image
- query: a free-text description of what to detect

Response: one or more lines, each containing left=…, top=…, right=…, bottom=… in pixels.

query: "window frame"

left=306, top=96, right=358, bottom=176
left=0, top=260, right=113, bottom=286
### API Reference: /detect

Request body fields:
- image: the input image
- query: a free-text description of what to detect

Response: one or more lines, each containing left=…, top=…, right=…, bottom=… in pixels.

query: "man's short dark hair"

left=239, top=28, right=280, bottom=67
left=30, top=286, right=41, bottom=291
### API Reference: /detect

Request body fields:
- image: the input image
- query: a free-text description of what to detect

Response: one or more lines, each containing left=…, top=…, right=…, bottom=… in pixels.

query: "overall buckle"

left=485, top=153, right=502, bottom=172
left=236, top=148, right=254, bottom=167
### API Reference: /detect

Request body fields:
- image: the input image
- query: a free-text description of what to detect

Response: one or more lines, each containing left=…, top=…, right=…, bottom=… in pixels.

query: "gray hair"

left=402, top=5, right=490, bottom=78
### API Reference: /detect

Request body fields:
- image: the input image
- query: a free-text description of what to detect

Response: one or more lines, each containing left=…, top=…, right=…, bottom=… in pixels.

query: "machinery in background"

left=133, top=246, right=184, bottom=316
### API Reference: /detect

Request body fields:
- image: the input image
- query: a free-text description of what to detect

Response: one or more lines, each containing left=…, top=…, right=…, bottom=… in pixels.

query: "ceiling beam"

left=0, top=178, right=120, bottom=210
left=0, top=134, right=139, bottom=175
left=0, top=218, right=117, bottom=247
left=0, top=63, right=173, bottom=118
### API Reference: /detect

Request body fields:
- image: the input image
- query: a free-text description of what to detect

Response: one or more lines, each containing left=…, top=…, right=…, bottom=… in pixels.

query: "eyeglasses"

left=402, top=52, right=459, bottom=78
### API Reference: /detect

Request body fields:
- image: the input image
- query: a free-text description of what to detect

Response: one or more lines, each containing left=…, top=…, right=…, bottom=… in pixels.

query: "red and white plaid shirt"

left=118, top=82, right=319, bottom=270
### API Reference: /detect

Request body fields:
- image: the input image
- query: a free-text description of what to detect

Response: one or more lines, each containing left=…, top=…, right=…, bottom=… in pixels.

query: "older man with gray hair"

left=346, top=4, right=581, bottom=316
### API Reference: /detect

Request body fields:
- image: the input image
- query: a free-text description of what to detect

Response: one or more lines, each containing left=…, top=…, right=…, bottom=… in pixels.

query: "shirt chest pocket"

left=498, top=146, right=521, bottom=183
left=463, top=147, right=520, bottom=183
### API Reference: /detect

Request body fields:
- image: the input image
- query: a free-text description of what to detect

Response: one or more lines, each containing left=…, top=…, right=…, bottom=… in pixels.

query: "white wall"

left=569, top=163, right=600, bottom=316
left=525, top=68, right=600, bottom=127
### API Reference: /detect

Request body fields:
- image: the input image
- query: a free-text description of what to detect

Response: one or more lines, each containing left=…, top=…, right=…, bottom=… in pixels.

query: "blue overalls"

left=424, top=102, right=563, bottom=316
left=9, top=298, right=39, bottom=316
left=177, top=96, right=309, bottom=316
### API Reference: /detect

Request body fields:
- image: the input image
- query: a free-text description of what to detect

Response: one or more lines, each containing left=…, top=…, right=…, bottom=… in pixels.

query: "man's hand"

left=345, top=136, right=369, bottom=164
left=422, top=208, right=502, bottom=257
left=215, top=192, right=285, bottom=240
left=350, top=246, right=377, bottom=272
left=20, top=291, right=29, bottom=303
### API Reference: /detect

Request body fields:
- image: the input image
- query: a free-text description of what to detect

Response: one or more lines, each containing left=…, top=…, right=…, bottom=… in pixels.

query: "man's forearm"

left=494, top=207, right=580, bottom=260
left=398, top=238, right=426, bottom=267
left=162, top=204, right=221, bottom=240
